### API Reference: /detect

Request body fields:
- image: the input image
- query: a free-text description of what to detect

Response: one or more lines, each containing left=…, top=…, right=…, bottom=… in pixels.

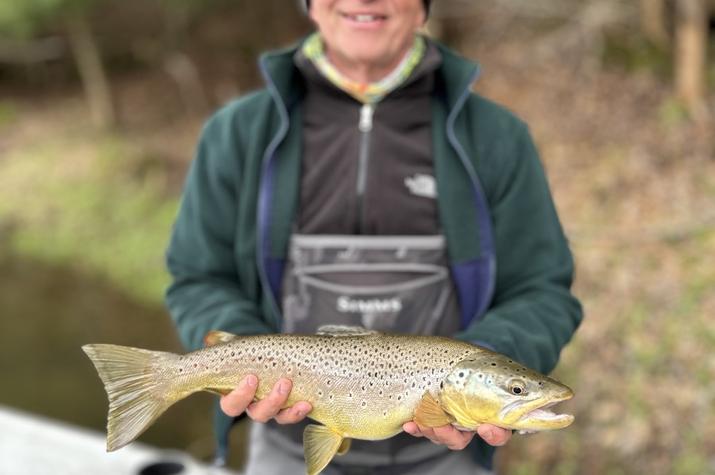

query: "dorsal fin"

left=203, top=330, right=239, bottom=347
left=316, top=325, right=378, bottom=337
left=413, top=392, right=454, bottom=428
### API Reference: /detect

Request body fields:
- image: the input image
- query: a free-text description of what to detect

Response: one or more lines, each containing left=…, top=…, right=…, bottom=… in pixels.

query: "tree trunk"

left=160, top=5, right=209, bottom=115
left=425, top=0, right=466, bottom=48
left=640, top=0, right=670, bottom=48
left=674, top=0, right=709, bottom=120
left=163, top=52, right=208, bottom=116
left=65, top=12, right=117, bottom=129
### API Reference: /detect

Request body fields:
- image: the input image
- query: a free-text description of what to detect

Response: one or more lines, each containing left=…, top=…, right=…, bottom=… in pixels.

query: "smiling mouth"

left=341, top=13, right=388, bottom=23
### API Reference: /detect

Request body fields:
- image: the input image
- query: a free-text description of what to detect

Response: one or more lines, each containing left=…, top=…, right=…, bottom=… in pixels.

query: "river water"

left=0, top=249, right=247, bottom=467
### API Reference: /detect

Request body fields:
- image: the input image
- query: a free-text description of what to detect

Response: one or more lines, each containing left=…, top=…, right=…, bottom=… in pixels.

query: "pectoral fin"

left=413, top=392, right=453, bottom=428
left=303, top=424, right=344, bottom=475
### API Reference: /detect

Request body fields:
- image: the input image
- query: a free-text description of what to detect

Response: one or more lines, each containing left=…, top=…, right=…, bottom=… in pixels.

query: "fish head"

left=439, top=352, right=574, bottom=432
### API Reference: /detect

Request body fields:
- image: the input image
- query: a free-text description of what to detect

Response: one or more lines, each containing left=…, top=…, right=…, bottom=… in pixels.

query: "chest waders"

left=214, top=200, right=494, bottom=470
left=262, top=233, right=460, bottom=467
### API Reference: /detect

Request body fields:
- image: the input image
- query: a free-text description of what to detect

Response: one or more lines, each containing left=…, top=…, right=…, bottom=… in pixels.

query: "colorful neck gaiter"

left=302, top=32, right=426, bottom=104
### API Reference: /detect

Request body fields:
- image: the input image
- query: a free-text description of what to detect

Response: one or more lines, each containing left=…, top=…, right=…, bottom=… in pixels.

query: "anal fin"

left=413, top=392, right=453, bottom=428
left=303, top=424, right=344, bottom=475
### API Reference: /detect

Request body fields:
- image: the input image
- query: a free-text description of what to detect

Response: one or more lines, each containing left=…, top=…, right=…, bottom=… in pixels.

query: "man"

left=166, top=1, right=583, bottom=473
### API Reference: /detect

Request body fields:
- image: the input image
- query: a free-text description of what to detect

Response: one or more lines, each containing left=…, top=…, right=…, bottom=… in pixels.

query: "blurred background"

left=0, top=0, right=713, bottom=474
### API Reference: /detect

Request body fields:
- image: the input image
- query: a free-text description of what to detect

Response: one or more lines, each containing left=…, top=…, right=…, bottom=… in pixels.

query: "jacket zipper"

left=356, top=103, right=375, bottom=233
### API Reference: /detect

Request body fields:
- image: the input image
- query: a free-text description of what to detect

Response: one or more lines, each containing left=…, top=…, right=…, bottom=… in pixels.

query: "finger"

left=477, top=424, right=512, bottom=447
left=432, top=425, right=475, bottom=451
left=274, top=401, right=313, bottom=425
left=403, top=422, right=425, bottom=437
left=220, top=375, right=258, bottom=417
left=413, top=424, right=442, bottom=445
left=246, top=378, right=292, bottom=423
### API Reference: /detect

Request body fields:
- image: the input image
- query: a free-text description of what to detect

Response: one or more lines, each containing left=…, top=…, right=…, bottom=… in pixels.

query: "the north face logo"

left=404, top=174, right=437, bottom=199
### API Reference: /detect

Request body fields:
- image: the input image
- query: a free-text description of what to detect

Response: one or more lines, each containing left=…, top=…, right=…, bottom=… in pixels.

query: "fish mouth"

left=502, top=391, right=574, bottom=430
left=517, top=399, right=574, bottom=427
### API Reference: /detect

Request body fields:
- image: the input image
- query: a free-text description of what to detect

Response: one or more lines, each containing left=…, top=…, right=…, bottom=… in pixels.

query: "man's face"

left=309, top=0, right=426, bottom=79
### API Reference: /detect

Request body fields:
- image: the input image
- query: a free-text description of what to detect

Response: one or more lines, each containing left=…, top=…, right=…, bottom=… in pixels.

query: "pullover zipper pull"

left=359, top=103, right=374, bottom=132
left=355, top=103, right=375, bottom=233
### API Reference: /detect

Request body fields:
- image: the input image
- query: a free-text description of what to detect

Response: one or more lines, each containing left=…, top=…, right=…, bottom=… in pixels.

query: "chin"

left=348, top=50, right=394, bottom=68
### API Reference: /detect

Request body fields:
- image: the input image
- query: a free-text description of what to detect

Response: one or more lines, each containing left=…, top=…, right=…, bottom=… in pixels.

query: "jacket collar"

left=259, top=37, right=479, bottom=112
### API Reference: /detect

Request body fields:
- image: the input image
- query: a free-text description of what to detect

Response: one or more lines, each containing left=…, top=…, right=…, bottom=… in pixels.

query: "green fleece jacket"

left=165, top=39, right=582, bottom=467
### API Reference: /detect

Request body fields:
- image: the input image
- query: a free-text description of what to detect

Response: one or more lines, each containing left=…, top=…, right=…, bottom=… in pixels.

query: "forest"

left=0, top=1, right=714, bottom=474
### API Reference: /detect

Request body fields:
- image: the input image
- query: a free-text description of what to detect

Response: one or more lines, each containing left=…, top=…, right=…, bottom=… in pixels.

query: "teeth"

left=350, top=14, right=379, bottom=22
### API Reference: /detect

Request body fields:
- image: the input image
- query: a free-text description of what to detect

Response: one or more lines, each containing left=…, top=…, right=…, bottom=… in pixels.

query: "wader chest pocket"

left=282, top=235, right=460, bottom=336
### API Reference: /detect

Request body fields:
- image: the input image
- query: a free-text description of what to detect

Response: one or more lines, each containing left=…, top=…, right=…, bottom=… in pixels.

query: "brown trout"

left=83, top=325, right=574, bottom=475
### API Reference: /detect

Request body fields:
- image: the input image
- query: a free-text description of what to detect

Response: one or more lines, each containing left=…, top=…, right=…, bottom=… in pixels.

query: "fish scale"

left=83, top=325, right=574, bottom=475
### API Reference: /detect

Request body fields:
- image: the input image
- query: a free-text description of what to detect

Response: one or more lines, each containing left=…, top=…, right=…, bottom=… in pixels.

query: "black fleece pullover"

left=295, top=43, right=443, bottom=236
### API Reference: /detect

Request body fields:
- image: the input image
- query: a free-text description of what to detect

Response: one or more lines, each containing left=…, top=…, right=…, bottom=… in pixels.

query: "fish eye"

left=509, top=380, right=527, bottom=396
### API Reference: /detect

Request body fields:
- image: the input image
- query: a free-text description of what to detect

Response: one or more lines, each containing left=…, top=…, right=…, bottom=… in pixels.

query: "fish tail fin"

left=82, top=343, right=187, bottom=452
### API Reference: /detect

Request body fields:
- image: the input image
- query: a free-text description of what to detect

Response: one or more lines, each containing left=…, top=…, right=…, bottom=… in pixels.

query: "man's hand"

left=220, top=375, right=312, bottom=425
left=403, top=422, right=511, bottom=449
